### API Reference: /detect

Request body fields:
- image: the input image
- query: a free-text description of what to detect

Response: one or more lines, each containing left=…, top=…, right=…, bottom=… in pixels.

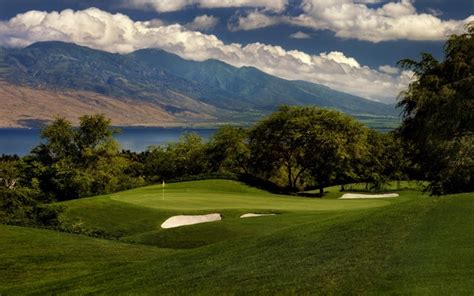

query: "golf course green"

left=1, top=179, right=473, bottom=295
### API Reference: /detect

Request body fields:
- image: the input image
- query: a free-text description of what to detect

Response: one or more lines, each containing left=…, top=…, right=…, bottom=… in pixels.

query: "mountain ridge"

left=0, top=41, right=398, bottom=128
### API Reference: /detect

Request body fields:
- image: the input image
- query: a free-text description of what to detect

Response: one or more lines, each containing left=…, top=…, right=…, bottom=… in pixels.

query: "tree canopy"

left=30, top=114, right=140, bottom=200
left=249, top=106, right=368, bottom=193
left=398, top=23, right=474, bottom=195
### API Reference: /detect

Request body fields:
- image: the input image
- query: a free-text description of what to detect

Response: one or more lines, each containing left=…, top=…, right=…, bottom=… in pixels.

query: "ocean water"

left=0, top=127, right=216, bottom=156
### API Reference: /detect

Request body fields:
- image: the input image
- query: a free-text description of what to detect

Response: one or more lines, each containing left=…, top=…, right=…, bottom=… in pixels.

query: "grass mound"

left=1, top=180, right=473, bottom=295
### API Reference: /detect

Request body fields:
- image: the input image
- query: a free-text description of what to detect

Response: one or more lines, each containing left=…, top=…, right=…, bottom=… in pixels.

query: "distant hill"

left=0, top=41, right=398, bottom=127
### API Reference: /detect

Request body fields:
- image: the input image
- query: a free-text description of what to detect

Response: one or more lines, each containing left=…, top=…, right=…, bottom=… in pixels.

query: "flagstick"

left=162, top=180, right=165, bottom=200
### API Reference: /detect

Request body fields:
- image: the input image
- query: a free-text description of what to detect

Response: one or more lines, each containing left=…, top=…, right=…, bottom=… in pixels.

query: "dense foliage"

left=0, top=156, right=62, bottom=226
left=29, top=115, right=144, bottom=200
left=398, top=23, right=474, bottom=195
left=0, top=115, right=145, bottom=227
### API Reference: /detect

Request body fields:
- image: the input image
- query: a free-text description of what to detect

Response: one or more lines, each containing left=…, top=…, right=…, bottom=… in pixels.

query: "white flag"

left=162, top=180, right=165, bottom=200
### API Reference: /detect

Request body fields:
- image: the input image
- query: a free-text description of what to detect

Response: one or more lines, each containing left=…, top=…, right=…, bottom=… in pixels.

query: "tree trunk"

left=238, top=160, right=249, bottom=175
left=2, top=178, right=17, bottom=190
left=287, top=164, right=293, bottom=191
left=340, top=184, right=345, bottom=192
left=319, top=185, right=324, bottom=197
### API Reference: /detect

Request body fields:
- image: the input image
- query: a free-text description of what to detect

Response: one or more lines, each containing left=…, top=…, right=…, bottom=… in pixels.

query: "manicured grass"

left=1, top=180, right=473, bottom=295
left=108, top=179, right=393, bottom=211
left=0, top=224, right=172, bottom=294
left=59, top=180, right=393, bottom=247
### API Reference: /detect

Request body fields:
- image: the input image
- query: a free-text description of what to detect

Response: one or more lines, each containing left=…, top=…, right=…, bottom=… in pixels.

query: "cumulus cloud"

left=0, top=8, right=413, bottom=102
left=320, top=52, right=361, bottom=68
left=122, top=0, right=287, bottom=12
left=289, top=31, right=311, bottom=39
left=379, top=65, right=400, bottom=75
left=185, top=15, right=219, bottom=31
left=147, top=18, right=166, bottom=27
left=233, top=0, right=474, bottom=42
left=354, top=0, right=383, bottom=3
left=425, top=8, right=443, bottom=17
left=228, top=10, right=280, bottom=31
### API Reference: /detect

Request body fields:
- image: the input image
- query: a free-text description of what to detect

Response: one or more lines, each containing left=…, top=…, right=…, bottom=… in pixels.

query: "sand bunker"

left=161, top=213, right=222, bottom=229
left=240, top=213, right=276, bottom=218
left=340, top=193, right=399, bottom=199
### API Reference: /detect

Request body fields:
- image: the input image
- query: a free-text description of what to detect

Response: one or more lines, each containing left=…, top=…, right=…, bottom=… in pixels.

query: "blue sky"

left=0, top=0, right=472, bottom=102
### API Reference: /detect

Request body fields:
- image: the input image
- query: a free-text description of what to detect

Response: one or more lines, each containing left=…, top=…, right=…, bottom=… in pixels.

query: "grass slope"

left=0, top=225, right=172, bottom=294
left=1, top=180, right=473, bottom=295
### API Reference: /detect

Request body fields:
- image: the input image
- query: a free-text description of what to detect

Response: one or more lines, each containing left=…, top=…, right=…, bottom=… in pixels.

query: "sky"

left=0, top=0, right=472, bottom=103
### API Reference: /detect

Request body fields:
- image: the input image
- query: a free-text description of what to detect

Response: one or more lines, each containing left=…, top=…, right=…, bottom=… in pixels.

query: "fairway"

left=1, top=180, right=473, bottom=295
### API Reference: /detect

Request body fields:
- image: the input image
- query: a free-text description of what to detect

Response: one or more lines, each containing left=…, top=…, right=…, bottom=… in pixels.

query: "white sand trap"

left=240, top=213, right=276, bottom=218
left=161, top=213, right=222, bottom=229
left=340, top=193, right=399, bottom=199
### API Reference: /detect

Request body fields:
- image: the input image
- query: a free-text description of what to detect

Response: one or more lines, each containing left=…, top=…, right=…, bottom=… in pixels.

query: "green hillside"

left=1, top=180, right=473, bottom=295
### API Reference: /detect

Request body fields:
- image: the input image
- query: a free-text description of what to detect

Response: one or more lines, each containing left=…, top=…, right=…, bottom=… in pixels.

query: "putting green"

left=108, top=179, right=395, bottom=211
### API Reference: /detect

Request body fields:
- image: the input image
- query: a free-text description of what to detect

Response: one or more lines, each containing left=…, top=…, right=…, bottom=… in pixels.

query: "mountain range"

left=0, top=41, right=398, bottom=128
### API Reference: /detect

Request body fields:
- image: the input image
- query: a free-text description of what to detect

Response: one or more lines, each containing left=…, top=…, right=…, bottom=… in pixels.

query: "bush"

left=0, top=188, right=63, bottom=227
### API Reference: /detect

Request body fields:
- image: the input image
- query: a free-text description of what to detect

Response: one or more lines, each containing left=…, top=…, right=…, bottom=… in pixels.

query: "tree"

left=143, top=133, right=209, bottom=181
left=304, top=109, right=368, bottom=195
left=168, top=133, right=209, bottom=177
left=76, top=115, right=116, bottom=148
left=249, top=106, right=367, bottom=194
left=207, top=126, right=250, bottom=174
left=0, top=159, right=62, bottom=227
left=357, top=131, right=409, bottom=191
left=249, top=106, right=309, bottom=191
left=0, top=159, right=22, bottom=189
left=398, top=23, right=474, bottom=195
left=36, top=117, right=76, bottom=164
left=143, top=146, right=175, bottom=182
left=30, top=115, right=137, bottom=200
left=382, top=133, right=410, bottom=189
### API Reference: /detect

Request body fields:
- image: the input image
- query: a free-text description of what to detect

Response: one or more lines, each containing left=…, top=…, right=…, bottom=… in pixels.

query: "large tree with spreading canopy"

left=249, top=106, right=368, bottom=194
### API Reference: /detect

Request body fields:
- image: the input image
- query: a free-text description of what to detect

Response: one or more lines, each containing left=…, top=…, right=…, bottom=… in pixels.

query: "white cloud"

left=289, top=31, right=311, bottom=39
left=425, top=8, right=443, bottom=17
left=320, top=51, right=361, bottom=68
left=185, top=15, right=219, bottom=31
left=354, top=0, right=382, bottom=3
left=232, top=0, right=474, bottom=42
left=122, top=0, right=287, bottom=12
left=379, top=65, right=399, bottom=75
left=0, top=8, right=413, bottom=103
left=147, top=18, right=166, bottom=27
left=229, top=10, right=280, bottom=31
